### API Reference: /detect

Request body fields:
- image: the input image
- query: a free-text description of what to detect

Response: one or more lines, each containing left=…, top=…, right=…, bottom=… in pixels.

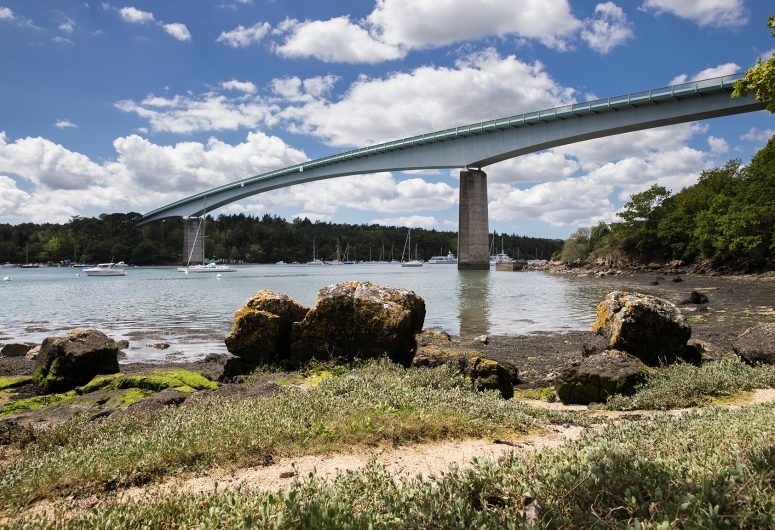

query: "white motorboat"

left=177, top=263, right=236, bottom=273
left=427, top=250, right=457, bottom=264
left=114, top=261, right=129, bottom=268
left=84, top=263, right=126, bottom=276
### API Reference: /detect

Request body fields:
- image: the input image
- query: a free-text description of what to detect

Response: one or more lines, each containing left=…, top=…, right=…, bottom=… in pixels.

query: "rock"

left=556, top=350, right=648, bottom=405
left=581, top=335, right=609, bottom=357
left=473, top=334, right=489, bottom=345
left=592, top=291, right=691, bottom=366
left=685, top=339, right=729, bottom=364
left=679, top=290, right=709, bottom=305
left=672, top=276, right=684, bottom=283
left=289, top=282, right=425, bottom=367
left=127, top=388, right=189, bottom=412
left=33, top=330, right=120, bottom=394
left=147, top=341, right=170, bottom=350
left=117, top=340, right=130, bottom=349
left=225, top=290, right=309, bottom=364
left=25, top=345, right=41, bottom=360
left=0, top=342, right=36, bottom=357
left=733, top=323, right=775, bottom=365
left=412, top=331, right=515, bottom=399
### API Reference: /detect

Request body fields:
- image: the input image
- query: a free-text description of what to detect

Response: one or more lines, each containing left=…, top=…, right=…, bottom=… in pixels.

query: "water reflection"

left=457, top=270, right=491, bottom=338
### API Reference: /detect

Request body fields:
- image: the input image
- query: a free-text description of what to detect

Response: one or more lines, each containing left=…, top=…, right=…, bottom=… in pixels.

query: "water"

left=0, top=265, right=611, bottom=362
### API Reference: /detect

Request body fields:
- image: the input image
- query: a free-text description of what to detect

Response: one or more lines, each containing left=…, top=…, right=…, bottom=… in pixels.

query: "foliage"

left=732, top=16, right=775, bottom=112
left=607, top=357, right=775, bottom=410
left=0, top=213, right=562, bottom=265
left=560, top=137, right=775, bottom=270
left=12, top=402, right=775, bottom=528
left=0, top=361, right=583, bottom=507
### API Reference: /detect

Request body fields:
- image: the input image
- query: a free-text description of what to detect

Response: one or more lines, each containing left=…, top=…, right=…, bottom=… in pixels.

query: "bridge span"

left=140, top=74, right=766, bottom=269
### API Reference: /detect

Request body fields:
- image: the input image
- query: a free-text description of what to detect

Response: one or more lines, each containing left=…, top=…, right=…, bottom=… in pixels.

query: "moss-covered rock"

left=289, top=282, right=426, bottom=367
left=592, top=291, right=691, bottom=366
left=412, top=331, right=515, bottom=399
left=33, top=330, right=120, bottom=394
left=556, top=350, right=649, bottom=405
left=225, top=290, right=309, bottom=364
left=0, top=375, right=34, bottom=390
left=76, top=369, right=217, bottom=394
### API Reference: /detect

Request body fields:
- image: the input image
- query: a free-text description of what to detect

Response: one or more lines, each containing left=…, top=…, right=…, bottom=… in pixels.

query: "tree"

left=732, top=16, right=775, bottom=112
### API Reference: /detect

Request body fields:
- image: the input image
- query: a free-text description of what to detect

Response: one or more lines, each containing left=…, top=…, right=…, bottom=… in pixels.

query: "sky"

left=0, top=0, right=774, bottom=239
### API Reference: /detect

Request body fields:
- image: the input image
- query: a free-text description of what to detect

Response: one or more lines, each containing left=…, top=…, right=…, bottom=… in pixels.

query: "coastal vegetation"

left=561, top=136, right=775, bottom=271
left=0, top=214, right=561, bottom=266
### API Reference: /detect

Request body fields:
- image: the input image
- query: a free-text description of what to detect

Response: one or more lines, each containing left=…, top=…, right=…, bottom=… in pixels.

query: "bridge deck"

left=141, top=74, right=763, bottom=223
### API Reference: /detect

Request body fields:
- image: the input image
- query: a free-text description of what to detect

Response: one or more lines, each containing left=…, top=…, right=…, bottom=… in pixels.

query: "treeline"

left=561, top=136, right=775, bottom=271
left=0, top=214, right=562, bottom=266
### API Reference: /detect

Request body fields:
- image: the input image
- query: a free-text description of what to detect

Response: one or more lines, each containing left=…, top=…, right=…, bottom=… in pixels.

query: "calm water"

left=1, top=265, right=610, bottom=362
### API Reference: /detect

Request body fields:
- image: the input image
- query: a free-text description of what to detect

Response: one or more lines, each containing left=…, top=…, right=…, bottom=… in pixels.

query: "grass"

left=513, top=387, right=557, bottom=402
left=607, top=357, right=775, bottom=410
left=11, top=402, right=775, bottom=529
left=0, top=361, right=583, bottom=508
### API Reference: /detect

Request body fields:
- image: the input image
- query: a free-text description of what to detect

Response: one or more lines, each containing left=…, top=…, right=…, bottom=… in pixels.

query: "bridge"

left=139, top=74, right=766, bottom=269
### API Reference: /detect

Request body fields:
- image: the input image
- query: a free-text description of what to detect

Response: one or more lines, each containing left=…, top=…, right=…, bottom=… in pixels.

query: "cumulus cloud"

left=116, top=6, right=191, bottom=41
left=669, top=62, right=740, bottom=85
left=58, top=16, right=75, bottom=33
left=707, top=135, right=728, bottom=154
left=369, top=215, right=447, bottom=230
left=641, top=0, right=747, bottom=28
left=278, top=48, right=576, bottom=147
left=741, top=127, right=775, bottom=143
left=216, top=22, right=270, bottom=47
left=580, top=2, right=633, bottom=54
left=221, top=80, right=257, bottom=94
left=273, top=16, right=403, bottom=63
left=115, top=92, right=278, bottom=134
left=0, top=6, right=13, bottom=20
left=54, top=119, right=78, bottom=129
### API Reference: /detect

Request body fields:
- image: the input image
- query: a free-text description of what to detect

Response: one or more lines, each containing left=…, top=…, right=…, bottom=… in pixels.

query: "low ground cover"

left=13, top=401, right=775, bottom=528
left=607, top=357, right=775, bottom=410
left=0, top=361, right=583, bottom=509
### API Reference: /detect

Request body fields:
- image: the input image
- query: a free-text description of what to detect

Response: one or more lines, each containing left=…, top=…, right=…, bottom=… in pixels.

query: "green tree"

left=733, top=16, right=775, bottom=112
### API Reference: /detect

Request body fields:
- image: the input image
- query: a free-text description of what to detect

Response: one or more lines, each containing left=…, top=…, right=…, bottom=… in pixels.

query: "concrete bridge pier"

left=457, top=168, right=490, bottom=270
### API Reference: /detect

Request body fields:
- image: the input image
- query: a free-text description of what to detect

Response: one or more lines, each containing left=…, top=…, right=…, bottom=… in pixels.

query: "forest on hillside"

left=561, top=135, right=775, bottom=271
left=0, top=214, right=562, bottom=266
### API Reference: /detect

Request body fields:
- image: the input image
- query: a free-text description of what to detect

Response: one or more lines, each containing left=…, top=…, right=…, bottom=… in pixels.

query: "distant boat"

left=114, top=261, right=129, bottom=268
left=276, top=260, right=286, bottom=265
left=84, top=263, right=126, bottom=276
left=400, top=229, right=424, bottom=267
left=428, top=250, right=457, bottom=264
left=489, top=235, right=513, bottom=265
left=178, top=198, right=235, bottom=273
left=2, top=262, right=16, bottom=268
left=308, top=238, right=326, bottom=265
left=178, top=262, right=236, bottom=273
left=21, top=244, right=38, bottom=268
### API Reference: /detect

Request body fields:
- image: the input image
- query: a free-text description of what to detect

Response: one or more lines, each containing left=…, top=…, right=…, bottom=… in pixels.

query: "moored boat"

left=84, top=263, right=126, bottom=276
left=428, top=250, right=457, bottom=264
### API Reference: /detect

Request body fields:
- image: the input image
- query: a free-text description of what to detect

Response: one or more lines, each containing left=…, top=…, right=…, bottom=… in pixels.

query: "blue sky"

left=0, top=0, right=773, bottom=238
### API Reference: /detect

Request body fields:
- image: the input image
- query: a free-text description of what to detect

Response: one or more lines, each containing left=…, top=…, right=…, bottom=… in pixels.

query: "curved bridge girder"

left=139, top=75, right=765, bottom=224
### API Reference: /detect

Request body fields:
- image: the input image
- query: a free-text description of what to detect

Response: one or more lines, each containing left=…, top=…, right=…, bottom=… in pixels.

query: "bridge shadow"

left=456, top=270, right=491, bottom=338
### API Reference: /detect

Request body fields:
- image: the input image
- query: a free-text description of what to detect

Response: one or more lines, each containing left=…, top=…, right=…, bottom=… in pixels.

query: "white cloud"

left=278, top=48, right=576, bottom=147
left=669, top=62, right=740, bottom=85
left=367, top=0, right=580, bottom=51
left=58, top=16, right=75, bottom=33
left=581, top=2, right=633, bottom=54
left=115, top=92, right=278, bottom=134
left=0, top=6, right=14, bottom=20
left=641, top=0, right=747, bottom=28
left=221, top=80, right=257, bottom=94
left=162, top=22, right=191, bottom=42
left=741, top=127, right=775, bottom=143
left=484, top=151, right=580, bottom=184
left=707, top=135, right=728, bottom=154
left=119, top=6, right=155, bottom=24
left=216, top=22, right=271, bottom=47
left=274, top=16, right=403, bottom=63
left=54, top=119, right=78, bottom=129
left=369, top=215, right=444, bottom=230
left=0, top=175, right=30, bottom=216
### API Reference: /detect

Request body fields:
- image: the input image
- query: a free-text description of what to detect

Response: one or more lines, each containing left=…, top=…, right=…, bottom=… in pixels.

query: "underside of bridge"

left=142, top=75, right=766, bottom=270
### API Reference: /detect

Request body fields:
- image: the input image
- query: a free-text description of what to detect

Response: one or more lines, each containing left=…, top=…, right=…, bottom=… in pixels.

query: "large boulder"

left=289, top=281, right=425, bottom=366
left=33, top=330, right=120, bottom=394
left=733, top=323, right=775, bottom=365
left=592, top=291, right=691, bottom=365
left=1, top=342, right=36, bottom=357
left=225, top=290, right=309, bottom=365
left=556, top=350, right=648, bottom=405
left=412, top=331, right=515, bottom=399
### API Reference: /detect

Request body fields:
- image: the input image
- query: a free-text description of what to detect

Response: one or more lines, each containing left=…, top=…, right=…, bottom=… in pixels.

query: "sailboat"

left=308, top=238, right=325, bottom=265
left=178, top=201, right=235, bottom=273
left=489, top=235, right=513, bottom=265
left=400, top=228, right=424, bottom=267
left=21, top=244, right=39, bottom=268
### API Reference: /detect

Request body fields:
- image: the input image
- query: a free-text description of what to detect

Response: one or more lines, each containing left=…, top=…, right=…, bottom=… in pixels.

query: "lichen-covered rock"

left=33, top=330, right=119, bottom=394
left=225, top=290, right=309, bottom=364
left=556, top=350, right=648, bottom=405
left=592, top=291, right=691, bottom=365
left=733, top=323, right=775, bottom=365
left=685, top=339, right=729, bottom=364
left=412, top=330, right=515, bottom=399
left=290, top=282, right=425, bottom=367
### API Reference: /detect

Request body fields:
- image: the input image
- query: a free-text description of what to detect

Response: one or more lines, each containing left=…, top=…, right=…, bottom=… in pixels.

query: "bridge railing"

left=145, top=74, right=743, bottom=218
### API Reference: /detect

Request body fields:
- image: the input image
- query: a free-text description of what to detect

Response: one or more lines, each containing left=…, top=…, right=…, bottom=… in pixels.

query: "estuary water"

left=1, top=264, right=611, bottom=362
